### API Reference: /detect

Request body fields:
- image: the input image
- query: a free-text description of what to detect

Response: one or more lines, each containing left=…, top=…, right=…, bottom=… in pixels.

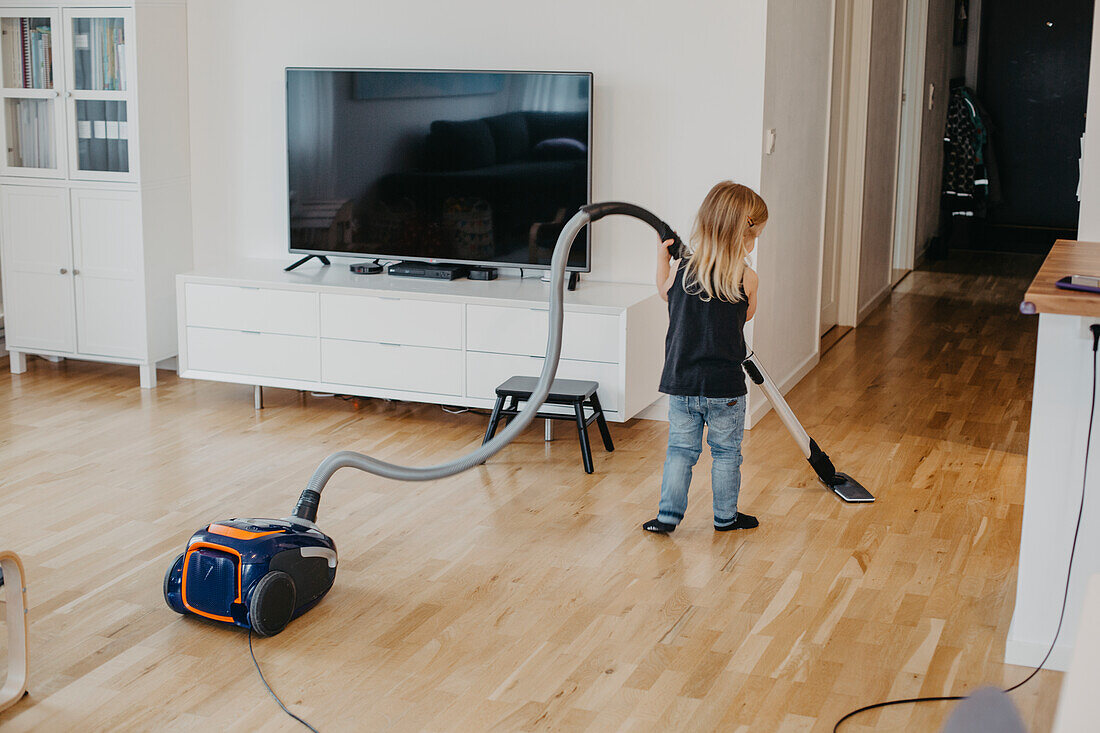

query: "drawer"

left=320, top=294, right=462, bottom=349
left=466, top=351, right=620, bottom=413
left=185, top=284, right=318, bottom=336
left=466, top=304, right=620, bottom=363
left=322, top=339, right=463, bottom=396
left=186, top=327, right=319, bottom=381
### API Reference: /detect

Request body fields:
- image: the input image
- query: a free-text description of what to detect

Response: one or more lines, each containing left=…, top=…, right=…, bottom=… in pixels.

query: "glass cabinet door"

left=63, top=9, right=135, bottom=181
left=0, top=11, right=64, bottom=177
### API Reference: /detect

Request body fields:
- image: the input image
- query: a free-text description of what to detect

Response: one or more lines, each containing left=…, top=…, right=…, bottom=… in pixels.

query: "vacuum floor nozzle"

left=823, top=472, right=874, bottom=503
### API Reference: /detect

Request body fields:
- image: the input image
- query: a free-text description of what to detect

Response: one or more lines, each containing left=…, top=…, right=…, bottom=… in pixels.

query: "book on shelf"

left=79, top=19, right=125, bottom=91
left=21, top=19, right=29, bottom=88
left=1, top=19, right=21, bottom=88
left=15, top=21, right=52, bottom=89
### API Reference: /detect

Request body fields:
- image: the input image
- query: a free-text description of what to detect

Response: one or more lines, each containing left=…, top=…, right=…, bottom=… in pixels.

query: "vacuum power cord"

left=834, top=324, right=1100, bottom=730
left=249, top=628, right=319, bottom=732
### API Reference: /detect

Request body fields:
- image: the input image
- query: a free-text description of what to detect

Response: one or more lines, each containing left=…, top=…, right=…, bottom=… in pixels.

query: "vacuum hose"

left=292, top=203, right=684, bottom=522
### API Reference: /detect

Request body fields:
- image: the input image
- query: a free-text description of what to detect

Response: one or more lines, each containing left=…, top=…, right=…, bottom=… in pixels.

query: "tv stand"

left=285, top=254, right=331, bottom=272
left=175, top=259, right=668, bottom=423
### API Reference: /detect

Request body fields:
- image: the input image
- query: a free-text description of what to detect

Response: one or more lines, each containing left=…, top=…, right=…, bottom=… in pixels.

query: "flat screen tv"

left=286, top=68, right=593, bottom=271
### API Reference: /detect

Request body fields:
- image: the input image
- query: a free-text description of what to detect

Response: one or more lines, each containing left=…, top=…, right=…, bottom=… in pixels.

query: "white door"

left=0, top=9, right=67, bottom=179
left=0, top=183, right=75, bottom=352
left=71, top=187, right=144, bottom=358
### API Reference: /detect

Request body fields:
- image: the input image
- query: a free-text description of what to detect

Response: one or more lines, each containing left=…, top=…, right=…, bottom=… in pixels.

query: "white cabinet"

left=177, top=262, right=668, bottom=423
left=0, top=2, right=193, bottom=386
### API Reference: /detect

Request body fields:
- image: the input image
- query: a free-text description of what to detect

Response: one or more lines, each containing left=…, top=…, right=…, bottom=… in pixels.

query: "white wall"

left=1080, top=7, right=1100, bottom=240
left=752, top=0, right=834, bottom=423
left=1007, top=313, right=1100, bottom=670
left=186, top=0, right=768, bottom=285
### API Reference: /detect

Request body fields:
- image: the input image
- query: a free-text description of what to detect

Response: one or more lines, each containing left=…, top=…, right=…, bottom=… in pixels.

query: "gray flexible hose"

left=303, top=209, right=591, bottom=496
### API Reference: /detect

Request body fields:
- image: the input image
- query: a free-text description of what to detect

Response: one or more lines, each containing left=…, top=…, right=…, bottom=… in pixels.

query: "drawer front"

left=466, top=352, right=620, bottom=413
left=322, top=339, right=464, bottom=396
left=186, top=328, right=319, bottom=381
left=320, top=294, right=463, bottom=349
left=466, top=305, right=620, bottom=362
left=186, top=284, right=319, bottom=336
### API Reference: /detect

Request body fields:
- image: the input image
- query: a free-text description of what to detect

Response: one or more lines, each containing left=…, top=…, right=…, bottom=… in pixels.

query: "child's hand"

left=661, top=239, right=675, bottom=259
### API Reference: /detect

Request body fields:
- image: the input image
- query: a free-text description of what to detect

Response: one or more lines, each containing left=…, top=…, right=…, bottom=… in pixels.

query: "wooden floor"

left=0, top=252, right=1063, bottom=731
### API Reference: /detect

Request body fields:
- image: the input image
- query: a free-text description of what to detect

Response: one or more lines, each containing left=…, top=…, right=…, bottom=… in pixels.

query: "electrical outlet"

left=765, top=128, right=777, bottom=155
left=1080, top=318, right=1100, bottom=341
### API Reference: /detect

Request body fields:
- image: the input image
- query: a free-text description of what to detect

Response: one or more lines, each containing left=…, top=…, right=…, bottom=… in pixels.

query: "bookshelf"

left=0, top=2, right=192, bottom=387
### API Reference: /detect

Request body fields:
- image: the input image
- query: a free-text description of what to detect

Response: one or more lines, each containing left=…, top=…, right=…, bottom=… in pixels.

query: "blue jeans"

left=658, top=395, right=746, bottom=527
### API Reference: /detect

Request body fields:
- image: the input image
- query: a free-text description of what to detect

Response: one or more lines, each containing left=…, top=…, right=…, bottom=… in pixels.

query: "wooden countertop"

left=1021, top=240, right=1100, bottom=316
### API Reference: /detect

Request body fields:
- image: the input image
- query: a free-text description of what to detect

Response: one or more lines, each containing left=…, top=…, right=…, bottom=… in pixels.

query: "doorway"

left=928, top=0, right=1093, bottom=258
left=820, top=0, right=908, bottom=341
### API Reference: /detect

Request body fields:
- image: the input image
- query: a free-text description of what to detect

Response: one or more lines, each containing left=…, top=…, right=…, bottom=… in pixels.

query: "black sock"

left=714, top=512, right=758, bottom=531
left=642, top=518, right=677, bottom=533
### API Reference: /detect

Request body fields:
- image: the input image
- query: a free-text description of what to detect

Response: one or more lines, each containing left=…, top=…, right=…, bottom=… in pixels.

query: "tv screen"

left=286, top=68, right=592, bottom=271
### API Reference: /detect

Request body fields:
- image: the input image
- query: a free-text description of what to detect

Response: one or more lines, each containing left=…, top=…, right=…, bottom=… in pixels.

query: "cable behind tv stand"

left=540, top=270, right=581, bottom=290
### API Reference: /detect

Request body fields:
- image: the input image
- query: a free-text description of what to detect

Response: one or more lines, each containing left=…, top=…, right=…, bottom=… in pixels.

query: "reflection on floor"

left=0, top=249, right=1061, bottom=731
left=821, top=325, right=853, bottom=356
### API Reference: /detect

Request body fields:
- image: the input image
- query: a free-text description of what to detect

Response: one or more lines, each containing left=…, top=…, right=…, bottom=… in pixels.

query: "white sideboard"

left=176, top=260, right=667, bottom=422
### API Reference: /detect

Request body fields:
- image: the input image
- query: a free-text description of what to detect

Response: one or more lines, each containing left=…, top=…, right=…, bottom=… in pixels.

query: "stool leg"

left=482, top=396, right=506, bottom=464
left=590, top=393, right=614, bottom=452
left=574, top=401, right=594, bottom=474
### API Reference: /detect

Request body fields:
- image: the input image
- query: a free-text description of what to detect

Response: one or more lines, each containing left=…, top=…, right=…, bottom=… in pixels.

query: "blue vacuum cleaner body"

left=163, top=518, right=337, bottom=636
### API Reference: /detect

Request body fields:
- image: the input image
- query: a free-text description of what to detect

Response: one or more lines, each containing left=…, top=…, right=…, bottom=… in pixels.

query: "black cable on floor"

left=249, top=627, right=319, bottom=732
left=834, top=326, right=1100, bottom=731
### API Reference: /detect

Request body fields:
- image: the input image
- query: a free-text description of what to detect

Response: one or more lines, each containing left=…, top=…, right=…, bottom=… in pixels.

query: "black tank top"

left=659, top=261, right=749, bottom=397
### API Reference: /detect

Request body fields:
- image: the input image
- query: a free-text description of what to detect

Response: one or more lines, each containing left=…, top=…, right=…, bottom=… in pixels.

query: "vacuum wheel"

left=165, top=553, right=185, bottom=614
left=249, top=570, right=297, bottom=637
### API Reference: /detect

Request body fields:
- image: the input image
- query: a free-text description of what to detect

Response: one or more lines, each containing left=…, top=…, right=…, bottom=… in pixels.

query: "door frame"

left=892, top=0, right=929, bottom=276
left=823, top=0, right=873, bottom=329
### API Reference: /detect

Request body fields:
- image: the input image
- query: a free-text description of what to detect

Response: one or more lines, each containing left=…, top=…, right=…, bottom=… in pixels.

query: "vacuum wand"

left=741, top=353, right=873, bottom=503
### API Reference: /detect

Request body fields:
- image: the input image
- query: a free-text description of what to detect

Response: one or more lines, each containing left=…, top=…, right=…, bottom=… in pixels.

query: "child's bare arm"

left=743, top=267, right=759, bottom=321
left=657, top=239, right=678, bottom=302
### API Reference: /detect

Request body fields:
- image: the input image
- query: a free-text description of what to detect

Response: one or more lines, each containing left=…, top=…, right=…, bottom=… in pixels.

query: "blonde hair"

left=682, top=181, right=768, bottom=303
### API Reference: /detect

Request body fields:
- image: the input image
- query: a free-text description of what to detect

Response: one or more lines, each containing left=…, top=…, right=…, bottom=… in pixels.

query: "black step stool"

left=482, top=376, right=614, bottom=474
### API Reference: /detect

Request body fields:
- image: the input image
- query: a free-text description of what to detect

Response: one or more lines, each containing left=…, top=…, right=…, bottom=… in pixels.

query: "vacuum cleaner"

left=163, top=202, right=872, bottom=637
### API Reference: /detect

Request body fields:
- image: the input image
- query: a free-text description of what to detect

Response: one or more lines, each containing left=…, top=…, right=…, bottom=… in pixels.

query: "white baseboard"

left=746, top=350, right=820, bottom=429
left=856, top=282, right=892, bottom=325
left=1004, top=636, right=1073, bottom=673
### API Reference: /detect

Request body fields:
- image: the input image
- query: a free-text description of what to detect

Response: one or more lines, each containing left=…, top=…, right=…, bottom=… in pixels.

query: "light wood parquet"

left=0, top=252, right=1062, bottom=731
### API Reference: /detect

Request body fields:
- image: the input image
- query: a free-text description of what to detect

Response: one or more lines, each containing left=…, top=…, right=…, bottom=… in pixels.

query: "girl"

left=643, top=181, right=767, bottom=534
